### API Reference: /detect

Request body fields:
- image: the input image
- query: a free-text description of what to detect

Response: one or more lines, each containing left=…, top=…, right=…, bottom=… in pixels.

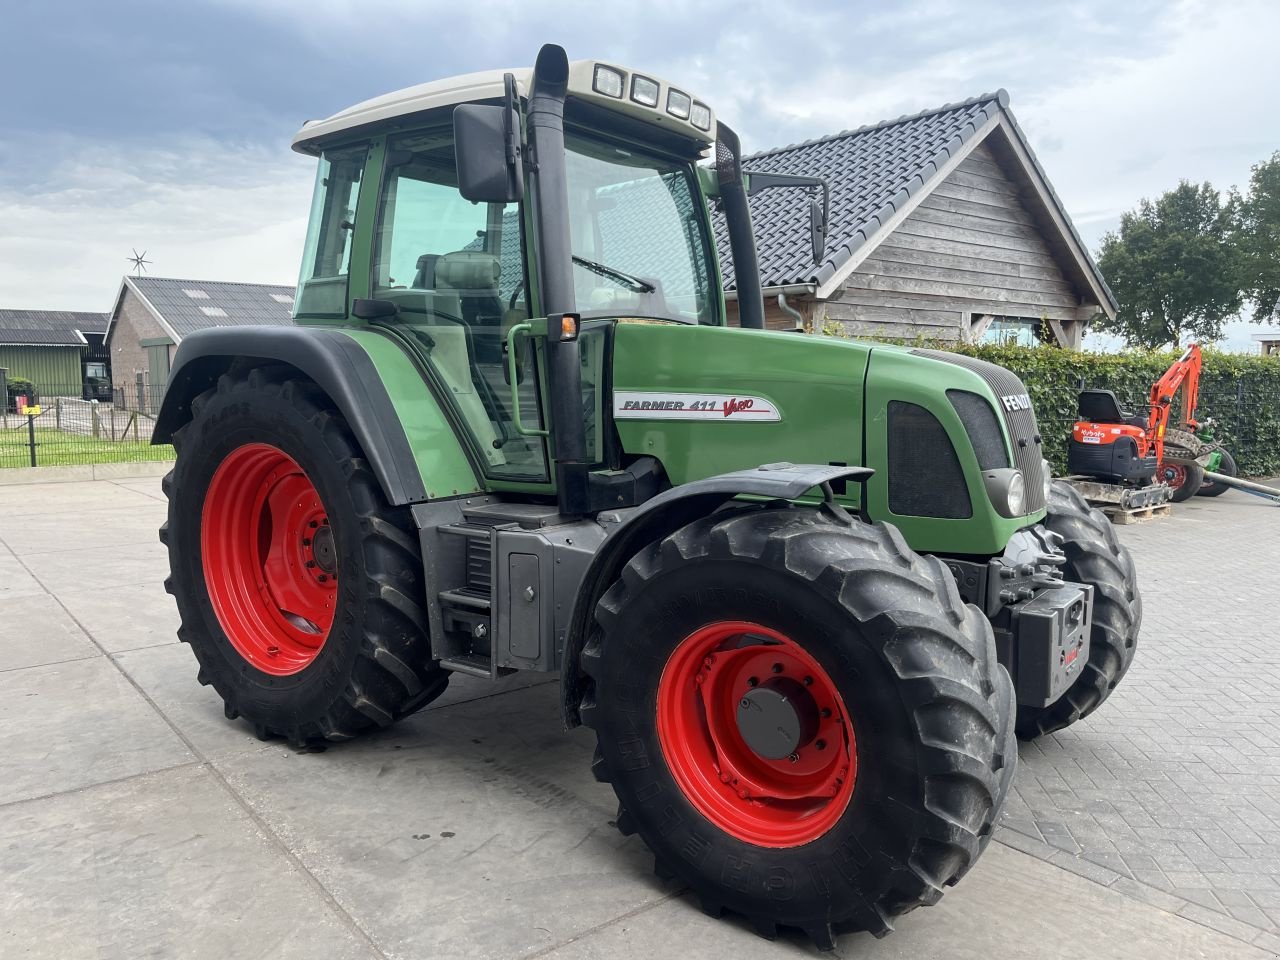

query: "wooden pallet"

left=1099, top=502, right=1171, bottom=525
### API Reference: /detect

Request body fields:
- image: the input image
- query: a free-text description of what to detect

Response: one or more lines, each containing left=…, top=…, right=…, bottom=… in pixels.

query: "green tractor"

left=156, top=44, right=1140, bottom=948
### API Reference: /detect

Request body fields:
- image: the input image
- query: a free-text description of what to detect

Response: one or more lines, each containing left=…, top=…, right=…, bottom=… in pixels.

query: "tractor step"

left=1099, top=502, right=1171, bottom=525
left=440, top=654, right=504, bottom=678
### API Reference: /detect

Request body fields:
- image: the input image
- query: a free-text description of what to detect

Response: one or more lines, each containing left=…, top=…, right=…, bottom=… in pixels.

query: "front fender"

left=559, top=462, right=873, bottom=727
left=154, top=326, right=479, bottom=506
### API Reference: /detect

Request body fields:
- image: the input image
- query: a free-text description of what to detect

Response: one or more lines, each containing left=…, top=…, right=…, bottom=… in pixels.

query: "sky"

left=0, top=0, right=1275, bottom=349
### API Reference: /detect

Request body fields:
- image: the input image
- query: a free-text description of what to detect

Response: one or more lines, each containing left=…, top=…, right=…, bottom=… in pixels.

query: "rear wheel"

left=581, top=507, right=1015, bottom=948
left=1195, top=448, right=1236, bottom=498
left=1016, top=481, right=1141, bottom=739
left=1161, top=458, right=1204, bottom=502
left=161, top=367, right=448, bottom=744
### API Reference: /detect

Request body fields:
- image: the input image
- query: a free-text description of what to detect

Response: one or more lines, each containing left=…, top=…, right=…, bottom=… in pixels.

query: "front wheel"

left=161, top=367, right=448, bottom=744
left=580, top=507, right=1015, bottom=948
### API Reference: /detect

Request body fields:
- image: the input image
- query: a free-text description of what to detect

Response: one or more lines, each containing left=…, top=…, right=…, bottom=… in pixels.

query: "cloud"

left=0, top=136, right=313, bottom=310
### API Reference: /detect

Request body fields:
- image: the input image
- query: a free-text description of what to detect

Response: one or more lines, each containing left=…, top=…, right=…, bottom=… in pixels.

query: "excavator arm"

left=1147, top=344, right=1202, bottom=464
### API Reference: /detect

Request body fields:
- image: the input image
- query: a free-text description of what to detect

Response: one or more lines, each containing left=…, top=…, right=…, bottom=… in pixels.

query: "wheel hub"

left=736, top=678, right=819, bottom=760
left=309, top=524, right=336, bottom=574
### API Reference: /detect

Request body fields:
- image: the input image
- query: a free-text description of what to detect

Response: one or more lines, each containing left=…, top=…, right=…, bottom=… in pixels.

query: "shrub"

left=948, top=345, right=1280, bottom=478
left=4, top=376, right=38, bottom=414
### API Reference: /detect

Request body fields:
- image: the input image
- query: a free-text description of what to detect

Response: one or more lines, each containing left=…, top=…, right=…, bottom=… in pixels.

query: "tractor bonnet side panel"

left=610, top=323, right=869, bottom=491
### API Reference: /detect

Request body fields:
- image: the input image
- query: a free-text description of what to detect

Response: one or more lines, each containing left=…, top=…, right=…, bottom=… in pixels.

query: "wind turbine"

left=127, top=249, right=152, bottom=277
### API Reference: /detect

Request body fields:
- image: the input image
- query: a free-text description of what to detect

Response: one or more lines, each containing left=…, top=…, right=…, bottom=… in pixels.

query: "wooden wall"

left=822, top=141, right=1091, bottom=345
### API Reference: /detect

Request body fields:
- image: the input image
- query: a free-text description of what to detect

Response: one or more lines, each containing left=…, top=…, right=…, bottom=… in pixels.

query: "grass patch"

left=0, top=425, right=175, bottom=468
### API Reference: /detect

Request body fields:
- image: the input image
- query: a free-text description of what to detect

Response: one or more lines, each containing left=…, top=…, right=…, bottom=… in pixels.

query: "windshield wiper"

left=572, top=255, right=655, bottom=293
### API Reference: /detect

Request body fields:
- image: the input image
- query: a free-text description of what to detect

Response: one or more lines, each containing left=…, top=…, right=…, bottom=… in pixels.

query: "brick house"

left=104, top=276, right=295, bottom=410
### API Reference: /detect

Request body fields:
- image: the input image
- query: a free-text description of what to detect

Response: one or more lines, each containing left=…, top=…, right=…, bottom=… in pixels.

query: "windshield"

left=564, top=133, right=716, bottom=324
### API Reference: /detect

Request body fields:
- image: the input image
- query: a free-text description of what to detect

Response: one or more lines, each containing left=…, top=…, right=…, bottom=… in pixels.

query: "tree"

left=1095, top=181, right=1244, bottom=348
left=1235, top=152, right=1280, bottom=324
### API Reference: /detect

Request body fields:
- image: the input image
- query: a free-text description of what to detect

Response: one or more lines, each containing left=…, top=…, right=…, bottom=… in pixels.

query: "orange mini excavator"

left=1067, top=344, right=1233, bottom=504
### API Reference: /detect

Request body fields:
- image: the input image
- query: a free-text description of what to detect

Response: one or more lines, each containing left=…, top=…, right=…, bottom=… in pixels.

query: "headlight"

left=666, top=88, right=692, bottom=120
left=593, top=65, right=625, bottom=99
left=1041, top=458, right=1053, bottom=502
left=690, top=101, right=712, bottom=131
left=1008, top=471, right=1026, bottom=515
left=630, top=74, right=659, bottom=107
left=982, top=468, right=1027, bottom=517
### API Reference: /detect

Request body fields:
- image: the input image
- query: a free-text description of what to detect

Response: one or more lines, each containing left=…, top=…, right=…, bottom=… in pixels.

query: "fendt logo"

left=1000, top=393, right=1033, bottom=412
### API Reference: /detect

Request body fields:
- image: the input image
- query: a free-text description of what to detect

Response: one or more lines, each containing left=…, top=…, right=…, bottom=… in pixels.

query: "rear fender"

left=559, top=462, right=873, bottom=727
left=154, top=326, right=479, bottom=506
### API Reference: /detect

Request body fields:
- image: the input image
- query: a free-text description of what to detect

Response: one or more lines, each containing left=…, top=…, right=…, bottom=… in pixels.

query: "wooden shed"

left=716, top=91, right=1117, bottom=347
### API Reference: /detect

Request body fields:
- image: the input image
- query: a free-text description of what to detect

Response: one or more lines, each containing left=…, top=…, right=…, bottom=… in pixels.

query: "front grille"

left=948, top=390, right=1011, bottom=470
left=913, top=350, right=1047, bottom=513
left=887, top=401, right=972, bottom=519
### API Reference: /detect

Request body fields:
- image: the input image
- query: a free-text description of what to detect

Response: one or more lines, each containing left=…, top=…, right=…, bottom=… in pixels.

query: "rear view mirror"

left=454, top=103, right=522, bottom=203
left=745, top=170, right=831, bottom=266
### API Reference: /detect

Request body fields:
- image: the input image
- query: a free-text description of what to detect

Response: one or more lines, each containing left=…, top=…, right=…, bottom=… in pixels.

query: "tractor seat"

left=1077, top=389, right=1148, bottom=428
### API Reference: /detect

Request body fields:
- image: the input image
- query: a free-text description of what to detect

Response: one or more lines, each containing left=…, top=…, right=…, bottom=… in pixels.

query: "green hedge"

left=945, top=345, right=1280, bottom=478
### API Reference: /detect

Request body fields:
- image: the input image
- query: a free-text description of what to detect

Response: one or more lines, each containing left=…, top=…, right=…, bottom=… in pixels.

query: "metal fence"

left=1, top=382, right=175, bottom=469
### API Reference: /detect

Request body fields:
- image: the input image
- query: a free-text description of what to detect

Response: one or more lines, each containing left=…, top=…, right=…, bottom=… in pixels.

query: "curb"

left=995, top=824, right=1280, bottom=953
left=0, top=460, right=172, bottom=486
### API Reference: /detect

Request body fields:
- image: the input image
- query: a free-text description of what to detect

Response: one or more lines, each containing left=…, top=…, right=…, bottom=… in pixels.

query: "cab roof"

left=291, top=60, right=715, bottom=155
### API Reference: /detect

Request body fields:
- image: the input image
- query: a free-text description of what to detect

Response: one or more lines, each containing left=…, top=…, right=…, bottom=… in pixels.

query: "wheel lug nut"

left=309, top=520, right=318, bottom=528
left=303, top=538, right=311, bottom=546
left=318, top=574, right=328, bottom=583
left=816, top=739, right=827, bottom=750
left=788, top=753, right=799, bottom=763
left=771, top=663, right=783, bottom=674
left=803, top=676, right=813, bottom=686
left=746, top=676, right=758, bottom=687
left=306, top=560, right=316, bottom=568
left=821, top=708, right=832, bottom=719
left=719, top=771, right=730, bottom=783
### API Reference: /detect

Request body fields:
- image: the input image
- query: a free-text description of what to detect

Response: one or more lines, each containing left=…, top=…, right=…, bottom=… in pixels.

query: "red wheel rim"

left=1161, top=463, right=1187, bottom=489
left=201, top=443, right=337, bottom=676
left=656, top=621, right=857, bottom=847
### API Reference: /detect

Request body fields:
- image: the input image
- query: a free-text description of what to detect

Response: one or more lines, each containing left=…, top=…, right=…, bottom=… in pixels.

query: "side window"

left=372, top=129, right=547, bottom=482
left=295, top=145, right=366, bottom=318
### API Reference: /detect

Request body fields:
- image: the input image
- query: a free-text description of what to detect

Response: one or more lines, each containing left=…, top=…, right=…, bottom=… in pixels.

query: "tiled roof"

left=715, top=93, right=1007, bottom=291
left=0, top=309, right=109, bottom=346
left=119, top=276, right=297, bottom=341
left=713, top=90, right=1116, bottom=315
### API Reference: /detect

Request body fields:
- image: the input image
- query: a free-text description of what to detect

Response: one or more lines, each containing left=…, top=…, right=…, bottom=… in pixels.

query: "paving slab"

left=0, top=479, right=157, bottom=517
left=0, top=655, right=193, bottom=805
left=20, top=538, right=169, bottom=593
left=536, top=842, right=1278, bottom=960
left=216, top=682, right=658, bottom=960
left=0, top=550, right=45, bottom=599
left=112, top=642, right=278, bottom=763
left=57, top=580, right=178, bottom=653
left=0, top=763, right=375, bottom=960
left=109, top=476, right=168, bottom=502
left=0, top=499, right=166, bottom=554
left=0, top=593, right=100, bottom=672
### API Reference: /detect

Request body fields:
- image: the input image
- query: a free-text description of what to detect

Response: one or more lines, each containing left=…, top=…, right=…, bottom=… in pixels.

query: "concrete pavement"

left=1, top=475, right=1278, bottom=959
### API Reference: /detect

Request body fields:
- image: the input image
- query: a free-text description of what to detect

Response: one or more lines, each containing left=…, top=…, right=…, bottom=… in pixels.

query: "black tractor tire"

left=1162, top=457, right=1205, bottom=502
left=1195, top=448, right=1236, bottom=498
left=580, top=506, right=1016, bottom=948
left=1016, top=481, right=1141, bottom=739
left=160, top=367, right=448, bottom=744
